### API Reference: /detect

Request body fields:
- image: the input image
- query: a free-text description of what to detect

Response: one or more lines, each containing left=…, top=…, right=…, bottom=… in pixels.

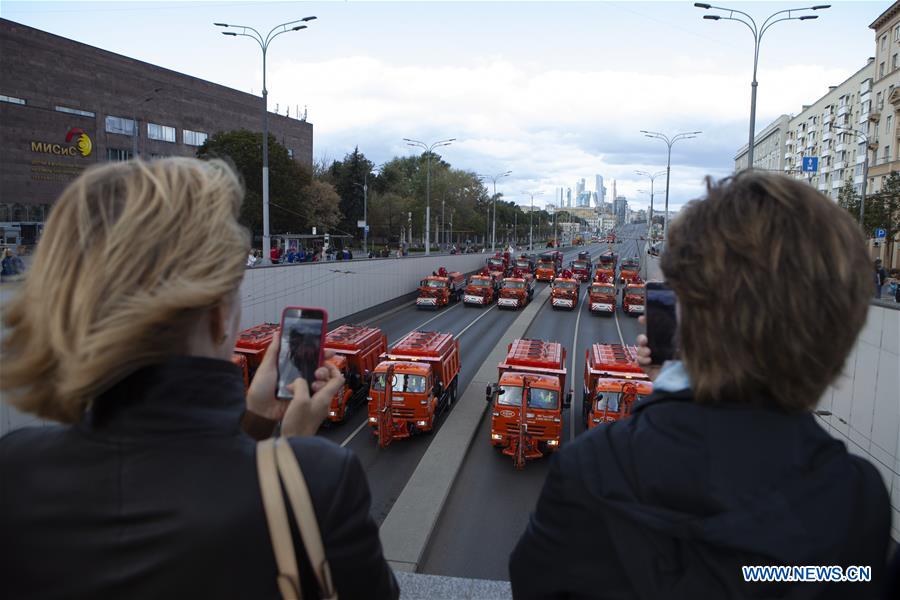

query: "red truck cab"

left=463, top=274, right=499, bottom=306
left=233, top=322, right=279, bottom=388
left=619, top=257, right=641, bottom=284
left=550, top=273, right=580, bottom=310
left=571, top=259, right=592, bottom=282
left=368, top=330, right=461, bottom=446
left=621, top=277, right=646, bottom=316
left=416, top=269, right=466, bottom=308
left=497, top=274, right=535, bottom=309
left=589, top=280, right=617, bottom=314
left=324, top=324, right=387, bottom=422
left=583, top=344, right=652, bottom=429
left=486, top=254, right=508, bottom=278
left=486, top=339, right=572, bottom=469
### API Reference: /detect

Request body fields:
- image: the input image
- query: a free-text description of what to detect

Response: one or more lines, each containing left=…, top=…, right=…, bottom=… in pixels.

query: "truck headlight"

left=417, top=420, right=428, bottom=427
left=328, top=411, right=337, bottom=417
left=369, top=417, right=377, bottom=423
left=491, top=433, right=503, bottom=440
left=547, top=440, right=559, bottom=446
left=592, top=418, right=600, bottom=423
left=420, top=399, right=428, bottom=405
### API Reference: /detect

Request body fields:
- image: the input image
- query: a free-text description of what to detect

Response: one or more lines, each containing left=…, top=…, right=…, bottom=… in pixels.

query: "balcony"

left=821, top=148, right=832, bottom=158
left=823, top=113, right=834, bottom=125
left=834, top=161, right=846, bottom=170
left=860, top=79, right=872, bottom=95
left=859, top=112, right=870, bottom=124
left=784, top=151, right=792, bottom=160
left=857, top=153, right=868, bottom=164
left=838, top=105, right=851, bottom=117
left=832, top=177, right=843, bottom=189
left=823, top=131, right=833, bottom=142
left=836, top=143, right=846, bottom=152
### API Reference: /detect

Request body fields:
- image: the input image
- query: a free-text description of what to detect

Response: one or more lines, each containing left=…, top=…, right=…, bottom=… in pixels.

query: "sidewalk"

left=646, top=253, right=663, bottom=281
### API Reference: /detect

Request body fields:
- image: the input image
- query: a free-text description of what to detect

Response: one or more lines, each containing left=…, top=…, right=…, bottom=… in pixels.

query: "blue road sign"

left=801, top=156, right=819, bottom=173
left=875, top=228, right=886, bottom=239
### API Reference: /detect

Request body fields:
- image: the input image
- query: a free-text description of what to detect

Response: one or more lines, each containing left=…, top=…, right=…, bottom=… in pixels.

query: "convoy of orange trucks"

left=550, top=271, right=580, bottom=310
left=416, top=268, right=466, bottom=308
left=486, top=338, right=571, bottom=469
left=367, top=330, right=461, bottom=447
left=463, top=273, right=500, bottom=306
left=582, top=343, right=652, bottom=429
left=486, top=253, right=510, bottom=277
left=323, top=325, right=387, bottom=422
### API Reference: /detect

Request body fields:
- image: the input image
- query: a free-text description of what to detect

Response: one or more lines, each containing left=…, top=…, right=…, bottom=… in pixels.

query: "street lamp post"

left=404, top=138, right=455, bottom=255
left=635, top=170, right=666, bottom=241
left=215, top=16, right=316, bottom=265
left=694, top=3, right=829, bottom=168
left=522, top=190, right=543, bottom=251
left=477, top=170, right=512, bottom=252
left=831, top=124, right=871, bottom=226
left=641, top=131, right=701, bottom=241
left=132, top=87, right=162, bottom=158
left=353, top=163, right=386, bottom=257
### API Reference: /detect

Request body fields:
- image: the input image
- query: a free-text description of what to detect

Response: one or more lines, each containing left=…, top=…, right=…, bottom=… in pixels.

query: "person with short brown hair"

left=510, top=171, right=890, bottom=598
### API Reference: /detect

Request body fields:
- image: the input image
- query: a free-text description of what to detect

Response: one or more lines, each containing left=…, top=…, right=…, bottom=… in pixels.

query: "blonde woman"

left=0, top=158, right=398, bottom=599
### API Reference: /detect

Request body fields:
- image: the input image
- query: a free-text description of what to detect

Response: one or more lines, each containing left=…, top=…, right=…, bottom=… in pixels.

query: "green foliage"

left=196, top=129, right=311, bottom=238
left=838, top=173, right=900, bottom=245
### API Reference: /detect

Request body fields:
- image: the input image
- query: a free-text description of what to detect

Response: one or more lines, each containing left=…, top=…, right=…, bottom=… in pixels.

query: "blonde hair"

left=1, top=158, right=250, bottom=423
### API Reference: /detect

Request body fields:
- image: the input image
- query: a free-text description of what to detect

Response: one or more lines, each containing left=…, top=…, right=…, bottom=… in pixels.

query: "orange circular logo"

left=65, top=127, right=92, bottom=157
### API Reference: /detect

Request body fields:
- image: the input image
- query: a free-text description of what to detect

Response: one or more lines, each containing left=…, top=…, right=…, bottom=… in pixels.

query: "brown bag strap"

left=257, top=438, right=303, bottom=599
left=274, top=438, right=338, bottom=600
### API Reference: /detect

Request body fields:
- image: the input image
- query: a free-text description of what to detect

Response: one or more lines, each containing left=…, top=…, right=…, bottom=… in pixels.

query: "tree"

left=302, top=180, right=341, bottom=233
left=197, top=129, right=311, bottom=239
left=869, top=171, right=900, bottom=269
left=328, top=147, right=374, bottom=236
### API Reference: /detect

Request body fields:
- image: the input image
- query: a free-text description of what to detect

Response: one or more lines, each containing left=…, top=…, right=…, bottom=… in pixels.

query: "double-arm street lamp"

left=522, top=190, right=543, bottom=251
left=641, top=131, right=701, bottom=241
left=215, top=16, right=317, bottom=265
left=831, top=124, right=872, bottom=226
left=405, top=138, right=455, bottom=255
left=635, top=170, right=666, bottom=241
left=478, top=170, right=512, bottom=252
left=694, top=2, right=829, bottom=168
left=353, top=162, right=387, bottom=257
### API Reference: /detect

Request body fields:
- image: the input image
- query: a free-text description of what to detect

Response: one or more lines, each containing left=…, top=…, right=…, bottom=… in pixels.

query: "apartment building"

left=734, top=114, right=791, bottom=172
left=782, top=60, right=875, bottom=198
left=867, top=2, right=900, bottom=193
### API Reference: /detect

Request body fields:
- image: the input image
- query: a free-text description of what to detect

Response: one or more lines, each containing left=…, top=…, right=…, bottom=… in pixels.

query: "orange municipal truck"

left=486, top=339, right=571, bottom=469
left=582, top=344, right=653, bottom=429
left=367, top=330, right=461, bottom=447
left=233, top=322, right=279, bottom=388
left=619, top=257, right=641, bottom=284
left=588, top=279, right=617, bottom=315
left=497, top=272, right=535, bottom=309
left=463, top=273, right=499, bottom=306
left=416, top=268, right=466, bottom=308
left=323, top=325, right=387, bottom=422
left=621, top=276, right=646, bottom=316
left=486, top=253, right=510, bottom=278
left=550, top=271, right=580, bottom=310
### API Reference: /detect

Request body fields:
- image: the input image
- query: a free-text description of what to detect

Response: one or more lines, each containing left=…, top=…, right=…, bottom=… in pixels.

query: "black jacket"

left=510, top=391, right=890, bottom=599
left=0, top=356, right=398, bottom=600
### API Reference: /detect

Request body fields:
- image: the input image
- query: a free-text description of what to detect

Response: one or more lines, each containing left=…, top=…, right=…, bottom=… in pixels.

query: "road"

left=316, top=243, right=603, bottom=525
left=419, top=224, right=648, bottom=580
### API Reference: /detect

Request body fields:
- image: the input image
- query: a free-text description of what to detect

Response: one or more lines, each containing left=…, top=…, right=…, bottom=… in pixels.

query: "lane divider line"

left=569, top=287, right=587, bottom=442
left=340, top=420, right=369, bottom=447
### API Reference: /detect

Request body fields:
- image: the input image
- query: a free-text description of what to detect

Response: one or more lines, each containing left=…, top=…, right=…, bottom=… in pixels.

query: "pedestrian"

left=510, top=171, right=890, bottom=598
left=0, top=158, right=399, bottom=599
left=347, top=248, right=353, bottom=260
left=246, top=249, right=256, bottom=268
left=1, top=249, right=15, bottom=276
left=270, top=244, right=281, bottom=264
left=874, top=258, right=887, bottom=299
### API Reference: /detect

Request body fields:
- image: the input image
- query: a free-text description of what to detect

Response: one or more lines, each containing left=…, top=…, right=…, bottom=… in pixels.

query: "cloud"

left=267, top=54, right=855, bottom=210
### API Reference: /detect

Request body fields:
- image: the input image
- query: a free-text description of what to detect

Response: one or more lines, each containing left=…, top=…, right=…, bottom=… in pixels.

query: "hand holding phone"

left=644, top=282, right=677, bottom=365
left=277, top=307, right=328, bottom=400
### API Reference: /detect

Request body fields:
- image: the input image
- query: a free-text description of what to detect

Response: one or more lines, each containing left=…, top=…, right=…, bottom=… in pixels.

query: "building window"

left=884, top=145, right=891, bottom=162
left=880, top=62, right=886, bottom=78
left=894, top=54, right=899, bottom=71
left=0, top=94, right=25, bottom=105
left=147, top=123, right=176, bottom=143
left=882, top=34, right=887, bottom=51
left=888, top=114, right=893, bottom=134
left=105, top=116, right=135, bottom=136
left=106, top=148, right=133, bottom=162
left=182, top=129, right=208, bottom=147
left=55, top=105, right=95, bottom=118
left=287, top=148, right=294, bottom=159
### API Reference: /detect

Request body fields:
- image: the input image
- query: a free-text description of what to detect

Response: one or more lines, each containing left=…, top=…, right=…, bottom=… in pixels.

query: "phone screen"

left=277, top=308, right=325, bottom=399
left=645, top=283, right=677, bottom=365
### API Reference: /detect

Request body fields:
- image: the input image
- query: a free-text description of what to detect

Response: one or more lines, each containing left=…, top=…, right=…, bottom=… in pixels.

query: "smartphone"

left=277, top=306, right=328, bottom=400
left=645, top=282, right=677, bottom=365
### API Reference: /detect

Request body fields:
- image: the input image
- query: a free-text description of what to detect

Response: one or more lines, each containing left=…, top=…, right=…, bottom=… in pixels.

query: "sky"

left=1, top=0, right=889, bottom=211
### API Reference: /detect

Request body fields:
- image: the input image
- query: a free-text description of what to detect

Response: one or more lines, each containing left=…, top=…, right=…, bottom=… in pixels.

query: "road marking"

left=569, top=286, right=587, bottom=442
left=340, top=420, right=369, bottom=447
left=456, top=303, right=497, bottom=337
left=389, top=302, right=461, bottom=346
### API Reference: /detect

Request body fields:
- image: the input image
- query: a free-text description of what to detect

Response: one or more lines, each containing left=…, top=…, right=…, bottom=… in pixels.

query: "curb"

left=378, top=283, right=553, bottom=572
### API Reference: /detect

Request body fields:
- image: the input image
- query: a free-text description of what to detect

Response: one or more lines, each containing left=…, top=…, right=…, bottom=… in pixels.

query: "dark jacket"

left=510, top=391, right=890, bottom=599
left=0, top=356, right=398, bottom=600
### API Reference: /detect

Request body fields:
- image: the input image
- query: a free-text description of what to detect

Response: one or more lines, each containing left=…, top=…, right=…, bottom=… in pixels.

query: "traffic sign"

left=365, top=225, right=370, bottom=233
left=357, top=220, right=367, bottom=228
left=801, top=156, right=819, bottom=173
left=875, top=228, right=886, bottom=239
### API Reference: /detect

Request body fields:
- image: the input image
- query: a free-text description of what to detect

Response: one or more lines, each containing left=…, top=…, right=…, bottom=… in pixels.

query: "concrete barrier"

left=239, top=253, right=487, bottom=329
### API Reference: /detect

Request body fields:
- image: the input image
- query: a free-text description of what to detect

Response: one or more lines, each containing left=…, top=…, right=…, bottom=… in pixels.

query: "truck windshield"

left=503, top=281, right=525, bottom=289
left=372, top=373, right=427, bottom=393
left=498, top=386, right=559, bottom=409
left=626, top=287, right=645, bottom=296
left=469, top=279, right=490, bottom=287
left=537, top=261, right=553, bottom=268
left=596, top=392, right=621, bottom=413
left=591, top=285, right=614, bottom=295
left=573, top=261, right=588, bottom=269
left=554, top=281, right=576, bottom=289
left=515, top=261, right=530, bottom=268
left=488, top=259, right=504, bottom=266
left=425, top=280, right=446, bottom=288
